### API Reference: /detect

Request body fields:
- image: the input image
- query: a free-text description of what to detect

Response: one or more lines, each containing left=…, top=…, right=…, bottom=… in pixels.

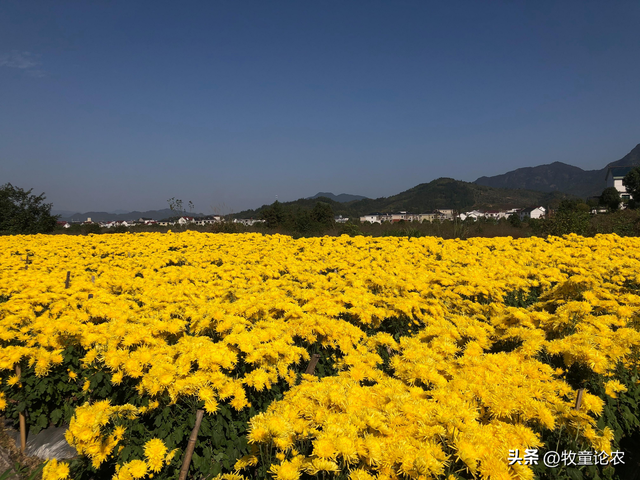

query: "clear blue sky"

left=1, top=0, right=639, bottom=214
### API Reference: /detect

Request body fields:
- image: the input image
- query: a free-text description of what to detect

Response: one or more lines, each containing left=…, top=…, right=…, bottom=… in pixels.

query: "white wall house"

left=360, top=214, right=382, bottom=223
left=418, top=213, right=437, bottom=222
left=233, top=219, right=265, bottom=226
left=520, top=206, right=546, bottom=221
left=605, top=167, right=634, bottom=202
left=459, top=210, right=485, bottom=221
left=436, top=209, right=454, bottom=220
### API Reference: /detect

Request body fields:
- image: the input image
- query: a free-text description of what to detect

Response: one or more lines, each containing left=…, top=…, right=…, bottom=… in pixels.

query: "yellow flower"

left=144, top=438, right=168, bottom=472
left=126, top=459, right=148, bottom=479
left=42, top=459, right=70, bottom=480
left=604, top=379, right=627, bottom=399
left=270, top=460, right=301, bottom=480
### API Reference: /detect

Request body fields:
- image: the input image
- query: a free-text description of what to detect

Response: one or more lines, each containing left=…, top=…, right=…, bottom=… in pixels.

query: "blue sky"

left=1, top=1, right=639, bottom=214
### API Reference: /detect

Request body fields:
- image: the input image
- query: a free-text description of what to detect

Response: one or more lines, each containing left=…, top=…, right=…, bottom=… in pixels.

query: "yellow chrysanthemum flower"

left=42, top=459, right=70, bottom=480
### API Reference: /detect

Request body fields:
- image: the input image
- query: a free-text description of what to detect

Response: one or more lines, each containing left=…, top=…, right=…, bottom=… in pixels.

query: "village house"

left=360, top=213, right=383, bottom=223
left=484, top=210, right=505, bottom=220
left=233, top=218, right=265, bottom=226
left=605, top=166, right=634, bottom=203
left=418, top=212, right=438, bottom=222
left=519, top=206, right=546, bottom=221
left=459, top=210, right=485, bottom=221
left=436, top=209, right=454, bottom=220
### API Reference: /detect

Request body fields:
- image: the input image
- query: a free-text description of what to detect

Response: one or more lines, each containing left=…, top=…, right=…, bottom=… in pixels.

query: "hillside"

left=307, top=192, right=368, bottom=202
left=475, top=143, right=640, bottom=198
left=59, top=208, right=205, bottom=222
left=233, top=179, right=574, bottom=219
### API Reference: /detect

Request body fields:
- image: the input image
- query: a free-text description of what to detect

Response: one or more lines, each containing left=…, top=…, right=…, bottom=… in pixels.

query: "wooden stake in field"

left=64, top=271, right=71, bottom=289
left=305, top=354, right=321, bottom=375
left=179, top=409, right=205, bottom=480
left=574, top=388, right=585, bottom=410
left=15, top=364, right=26, bottom=454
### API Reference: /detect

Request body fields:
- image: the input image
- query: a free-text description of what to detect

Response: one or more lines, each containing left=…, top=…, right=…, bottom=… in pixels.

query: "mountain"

left=58, top=209, right=205, bottom=222
left=346, top=178, right=571, bottom=215
left=233, top=178, right=573, bottom=219
left=307, top=192, right=369, bottom=203
left=475, top=144, right=640, bottom=198
left=51, top=209, right=79, bottom=218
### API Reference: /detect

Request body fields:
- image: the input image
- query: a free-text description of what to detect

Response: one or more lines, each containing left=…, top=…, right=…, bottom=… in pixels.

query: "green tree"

left=622, top=167, right=640, bottom=208
left=599, top=187, right=621, bottom=212
left=0, top=183, right=58, bottom=234
left=536, top=200, right=590, bottom=236
left=310, top=201, right=335, bottom=228
left=260, top=200, right=285, bottom=228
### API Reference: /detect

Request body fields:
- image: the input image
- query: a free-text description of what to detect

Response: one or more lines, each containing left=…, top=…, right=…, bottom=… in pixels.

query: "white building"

left=233, top=219, right=265, bottom=226
left=605, top=167, right=634, bottom=202
left=520, top=206, right=546, bottom=221
left=436, top=209, right=454, bottom=220
left=360, top=214, right=383, bottom=223
left=459, top=210, right=485, bottom=221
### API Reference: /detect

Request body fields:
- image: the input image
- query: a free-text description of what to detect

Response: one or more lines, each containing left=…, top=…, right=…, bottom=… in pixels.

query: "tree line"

left=4, top=165, right=640, bottom=236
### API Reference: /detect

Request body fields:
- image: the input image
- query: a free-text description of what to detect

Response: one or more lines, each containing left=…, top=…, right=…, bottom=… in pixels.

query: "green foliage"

left=260, top=200, right=285, bottom=228
left=209, top=220, right=244, bottom=233
left=0, top=183, right=58, bottom=235
left=600, top=187, right=621, bottom=212
left=340, top=222, right=364, bottom=237
left=260, top=200, right=335, bottom=235
left=66, top=223, right=102, bottom=235
left=622, top=167, right=640, bottom=207
left=310, top=202, right=335, bottom=228
left=533, top=200, right=591, bottom=237
left=0, top=346, right=112, bottom=436
left=383, top=227, right=422, bottom=238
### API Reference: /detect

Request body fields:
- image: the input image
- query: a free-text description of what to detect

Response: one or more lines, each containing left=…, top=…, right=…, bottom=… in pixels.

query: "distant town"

left=53, top=162, right=634, bottom=230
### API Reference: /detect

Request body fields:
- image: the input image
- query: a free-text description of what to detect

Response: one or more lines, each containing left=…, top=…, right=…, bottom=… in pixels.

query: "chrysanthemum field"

left=1, top=232, right=640, bottom=480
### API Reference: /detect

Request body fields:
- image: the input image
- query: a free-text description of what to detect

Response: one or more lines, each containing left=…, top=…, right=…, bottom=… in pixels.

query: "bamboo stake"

left=179, top=409, right=204, bottom=480
left=64, top=271, right=71, bottom=289
left=15, top=365, right=26, bottom=454
left=574, top=388, right=585, bottom=410
left=305, top=354, right=321, bottom=375
left=89, top=275, right=95, bottom=299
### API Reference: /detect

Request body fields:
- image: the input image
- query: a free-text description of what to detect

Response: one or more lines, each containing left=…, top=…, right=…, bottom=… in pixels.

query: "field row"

left=1, top=232, right=640, bottom=479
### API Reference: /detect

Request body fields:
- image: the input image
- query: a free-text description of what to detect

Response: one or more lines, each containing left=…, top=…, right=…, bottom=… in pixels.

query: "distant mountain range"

left=55, top=208, right=205, bottom=222
left=474, top=144, right=640, bottom=198
left=54, top=143, right=640, bottom=221
left=307, top=192, right=369, bottom=203
left=233, top=178, right=573, bottom=219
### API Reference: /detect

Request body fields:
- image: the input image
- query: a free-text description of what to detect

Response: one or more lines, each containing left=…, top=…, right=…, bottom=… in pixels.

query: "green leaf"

left=566, top=468, right=584, bottom=480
